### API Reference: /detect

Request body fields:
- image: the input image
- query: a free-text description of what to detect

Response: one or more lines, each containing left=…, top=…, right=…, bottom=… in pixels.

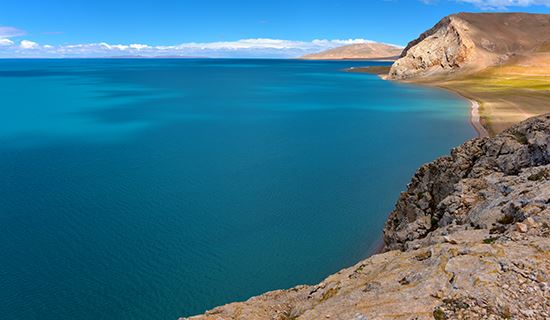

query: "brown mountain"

left=301, top=42, right=403, bottom=60
left=387, top=12, right=550, bottom=135
left=389, top=12, right=550, bottom=79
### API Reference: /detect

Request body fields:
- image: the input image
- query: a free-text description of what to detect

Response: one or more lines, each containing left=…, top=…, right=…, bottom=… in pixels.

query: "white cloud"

left=0, top=23, right=399, bottom=58
left=162, top=38, right=373, bottom=50
left=0, top=38, right=396, bottom=58
left=460, top=0, right=550, bottom=9
left=0, top=38, right=14, bottom=46
left=0, top=26, right=26, bottom=38
left=312, top=39, right=376, bottom=46
left=20, top=40, right=39, bottom=49
left=129, top=43, right=150, bottom=50
left=424, top=0, right=550, bottom=9
left=0, top=26, right=24, bottom=48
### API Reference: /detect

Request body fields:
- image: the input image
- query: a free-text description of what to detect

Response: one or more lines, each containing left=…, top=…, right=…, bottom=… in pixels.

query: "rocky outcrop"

left=384, top=114, right=550, bottom=250
left=181, top=115, right=550, bottom=320
left=389, top=13, right=550, bottom=79
left=301, top=43, right=402, bottom=60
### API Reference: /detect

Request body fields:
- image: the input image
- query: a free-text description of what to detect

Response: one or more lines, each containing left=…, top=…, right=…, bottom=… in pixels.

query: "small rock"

left=431, top=290, right=444, bottom=299
left=415, top=250, right=432, bottom=261
left=443, top=236, right=458, bottom=244
left=520, top=309, right=535, bottom=317
left=516, top=222, right=528, bottom=233
left=399, top=276, right=410, bottom=285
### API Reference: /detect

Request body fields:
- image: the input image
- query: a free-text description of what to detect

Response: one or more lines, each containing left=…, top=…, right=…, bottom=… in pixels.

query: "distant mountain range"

left=300, top=42, right=403, bottom=60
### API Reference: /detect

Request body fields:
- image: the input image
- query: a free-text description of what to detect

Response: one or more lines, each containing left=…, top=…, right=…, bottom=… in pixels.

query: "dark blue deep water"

left=0, top=59, right=474, bottom=319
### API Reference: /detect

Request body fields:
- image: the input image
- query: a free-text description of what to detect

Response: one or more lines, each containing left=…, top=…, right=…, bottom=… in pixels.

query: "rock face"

left=182, top=115, right=550, bottom=320
left=384, top=114, right=550, bottom=250
left=301, top=43, right=402, bottom=60
left=389, top=13, right=550, bottom=79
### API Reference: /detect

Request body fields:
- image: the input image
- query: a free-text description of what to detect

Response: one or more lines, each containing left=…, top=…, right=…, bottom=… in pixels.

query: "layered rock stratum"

left=389, top=13, right=550, bottom=80
left=301, top=43, right=402, bottom=60
left=182, top=115, right=550, bottom=319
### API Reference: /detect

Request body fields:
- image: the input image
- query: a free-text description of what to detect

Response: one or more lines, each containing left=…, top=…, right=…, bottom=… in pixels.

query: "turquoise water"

left=0, top=59, right=474, bottom=319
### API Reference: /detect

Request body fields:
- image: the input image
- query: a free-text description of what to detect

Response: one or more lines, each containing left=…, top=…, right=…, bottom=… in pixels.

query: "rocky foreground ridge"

left=389, top=13, right=550, bottom=80
left=182, top=116, right=550, bottom=319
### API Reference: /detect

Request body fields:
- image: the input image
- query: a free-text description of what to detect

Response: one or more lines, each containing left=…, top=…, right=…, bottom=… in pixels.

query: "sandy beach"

left=469, top=99, right=489, bottom=138
left=432, top=63, right=550, bottom=136
left=349, top=63, right=550, bottom=137
left=348, top=66, right=490, bottom=138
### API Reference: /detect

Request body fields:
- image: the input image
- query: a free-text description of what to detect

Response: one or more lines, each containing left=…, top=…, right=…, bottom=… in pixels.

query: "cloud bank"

left=424, top=0, right=550, bottom=9
left=460, top=0, right=550, bottom=9
left=0, top=35, right=393, bottom=58
left=0, top=26, right=26, bottom=38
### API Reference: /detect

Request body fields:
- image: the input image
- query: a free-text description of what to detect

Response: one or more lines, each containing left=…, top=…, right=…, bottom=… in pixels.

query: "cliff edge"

left=182, top=114, right=550, bottom=320
left=389, top=13, right=550, bottom=80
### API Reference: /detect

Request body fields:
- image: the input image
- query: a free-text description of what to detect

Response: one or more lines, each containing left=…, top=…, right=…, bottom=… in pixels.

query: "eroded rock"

left=389, top=13, right=550, bottom=80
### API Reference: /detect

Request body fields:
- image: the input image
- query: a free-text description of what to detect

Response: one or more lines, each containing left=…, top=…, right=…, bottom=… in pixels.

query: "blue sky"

left=1, top=0, right=550, bottom=57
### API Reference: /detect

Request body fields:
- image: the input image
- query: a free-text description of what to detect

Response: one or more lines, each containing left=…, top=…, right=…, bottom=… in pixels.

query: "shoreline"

left=352, top=67, right=490, bottom=139
left=362, top=72, right=488, bottom=259
left=369, top=235, right=386, bottom=255
left=366, top=98, right=486, bottom=259
left=468, top=99, right=489, bottom=138
left=428, top=83, right=491, bottom=139
left=432, top=84, right=490, bottom=139
left=407, top=84, right=491, bottom=139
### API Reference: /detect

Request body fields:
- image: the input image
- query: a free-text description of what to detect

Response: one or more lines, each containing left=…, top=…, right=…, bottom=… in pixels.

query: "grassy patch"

left=497, top=214, right=515, bottom=225
left=321, top=287, right=339, bottom=301
left=528, top=169, right=548, bottom=181
left=511, top=130, right=529, bottom=144
left=454, top=74, right=550, bottom=92
left=483, top=237, right=498, bottom=244
left=415, top=250, right=432, bottom=261
left=433, top=308, right=447, bottom=320
left=435, top=63, right=550, bottom=135
left=536, top=42, right=550, bottom=53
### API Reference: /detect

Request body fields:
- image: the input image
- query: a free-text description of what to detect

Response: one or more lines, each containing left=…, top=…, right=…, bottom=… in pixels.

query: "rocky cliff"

left=182, top=115, right=550, bottom=320
left=301, top=43, right=402, bottom=60
left=389, top=13, right=550, bottom=79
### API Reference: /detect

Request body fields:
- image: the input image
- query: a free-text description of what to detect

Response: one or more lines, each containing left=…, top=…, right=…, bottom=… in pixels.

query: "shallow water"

left=0, top=59, right=474, bottom=319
